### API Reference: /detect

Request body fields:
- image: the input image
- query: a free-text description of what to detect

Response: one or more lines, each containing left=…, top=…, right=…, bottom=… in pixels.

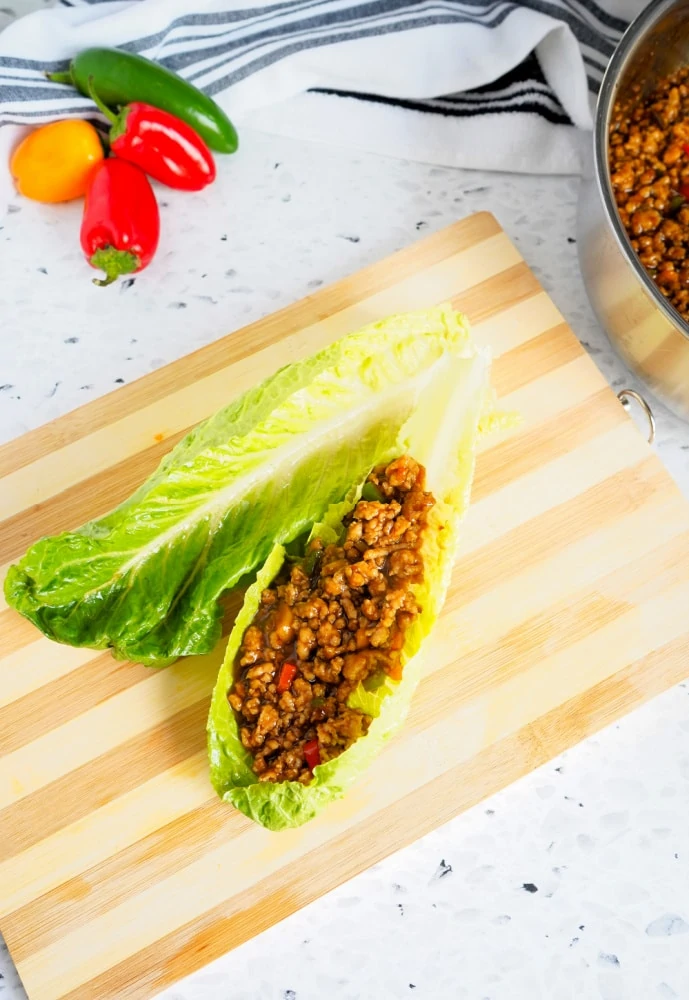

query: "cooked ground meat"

left=228, top=455, right=435, bottom=784
left=609, top=67, right=689, bottom=320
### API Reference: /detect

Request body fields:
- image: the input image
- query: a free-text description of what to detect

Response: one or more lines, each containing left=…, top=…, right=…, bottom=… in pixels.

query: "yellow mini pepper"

left=10, top=119, right=104, bottom=204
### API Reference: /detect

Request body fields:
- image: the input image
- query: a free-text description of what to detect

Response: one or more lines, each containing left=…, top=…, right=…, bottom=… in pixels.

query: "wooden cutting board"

left=2, top=212, right=689, bottom=1000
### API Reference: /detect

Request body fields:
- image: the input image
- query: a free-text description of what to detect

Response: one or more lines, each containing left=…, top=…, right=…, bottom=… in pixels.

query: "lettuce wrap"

left=208, top=341, right=491, bottom=830
left=5, top=307, right=475, bottom=666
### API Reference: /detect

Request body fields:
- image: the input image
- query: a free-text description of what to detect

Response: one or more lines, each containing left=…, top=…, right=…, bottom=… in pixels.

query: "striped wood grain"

left=1, top=212, right=689, bottom=1000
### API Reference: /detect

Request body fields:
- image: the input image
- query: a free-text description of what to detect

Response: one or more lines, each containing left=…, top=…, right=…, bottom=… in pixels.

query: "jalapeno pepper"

left=81, top=159, right=160, bottom=287
left=88, top=79, right=216, bottom=191
left=48, top=47, right=238, bottom=154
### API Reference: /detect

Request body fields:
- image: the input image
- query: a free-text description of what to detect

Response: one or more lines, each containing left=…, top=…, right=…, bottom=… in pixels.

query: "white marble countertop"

left=2, top=90, right=689, bottom=1000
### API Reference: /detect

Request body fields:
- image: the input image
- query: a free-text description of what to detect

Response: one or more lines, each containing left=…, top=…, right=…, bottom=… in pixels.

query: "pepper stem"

left=86, top=75, right=118, bottom=125
left=46, top=70, right=73, bottom=85
left=90, top=247, right=139, bottom=288
left=93, top=273, right=118, bottom=288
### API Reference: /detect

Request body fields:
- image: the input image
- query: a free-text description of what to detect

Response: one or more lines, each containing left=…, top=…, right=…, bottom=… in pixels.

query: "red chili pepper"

left=303, top=739, right=320, bottom=771
left=276, top=661, right=297, bottom=693
left=683, top=144, right=689, bottom=156
left=89, top=77, right=215, bottom=191
left=680, top=183, right=689, bottom=201
left=81, top=158, right=160, bottom=287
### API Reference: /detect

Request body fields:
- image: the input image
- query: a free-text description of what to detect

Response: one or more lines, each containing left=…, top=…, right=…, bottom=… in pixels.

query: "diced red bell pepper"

left=276, top=661, right=297, bottom=693
left=303, top=739, right=321, bottom=771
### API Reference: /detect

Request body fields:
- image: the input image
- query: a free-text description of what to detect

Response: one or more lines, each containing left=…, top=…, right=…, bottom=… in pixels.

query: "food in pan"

left=609, top=65, right=689, bottom=320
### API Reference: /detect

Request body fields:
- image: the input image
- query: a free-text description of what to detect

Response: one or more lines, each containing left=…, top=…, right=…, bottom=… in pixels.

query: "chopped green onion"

left=303, top=546, right=322, bottom=578
left=362, top=482, right=384, bottom=502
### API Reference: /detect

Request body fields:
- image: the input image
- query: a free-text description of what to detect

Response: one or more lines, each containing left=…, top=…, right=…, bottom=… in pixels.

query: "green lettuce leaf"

left=207, top=333, right=491, bottom=829
left=5, top=307, right=474, bottom=666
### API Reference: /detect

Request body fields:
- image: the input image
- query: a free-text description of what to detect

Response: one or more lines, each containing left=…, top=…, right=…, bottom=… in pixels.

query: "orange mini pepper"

left=11, top=119, right=104, bottom=204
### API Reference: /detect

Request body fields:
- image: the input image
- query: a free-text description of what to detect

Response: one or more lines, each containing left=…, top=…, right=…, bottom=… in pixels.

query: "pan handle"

left=617, top=388, right=656, bottom=446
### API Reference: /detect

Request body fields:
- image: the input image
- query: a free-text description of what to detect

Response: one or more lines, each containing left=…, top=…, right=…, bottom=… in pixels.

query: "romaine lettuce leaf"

left=207, top=333, right=491, bottom=829
left=5, top=307, right=474, bottom=666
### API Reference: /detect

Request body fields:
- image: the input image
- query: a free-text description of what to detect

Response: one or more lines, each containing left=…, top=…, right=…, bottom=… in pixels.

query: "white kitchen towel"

left=0, top=0, right=646, bottom=206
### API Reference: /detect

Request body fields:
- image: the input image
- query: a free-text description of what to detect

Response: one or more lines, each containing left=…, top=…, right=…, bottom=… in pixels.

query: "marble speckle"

left=646, top=915, right=689, bottom=937
left=598, top=953, right=621, bottom=967
left=431, top=859, right=453, bottom=880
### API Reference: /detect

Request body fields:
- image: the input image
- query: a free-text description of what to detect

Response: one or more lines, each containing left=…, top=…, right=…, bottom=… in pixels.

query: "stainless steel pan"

left=578, top=0, right=689, bottom=421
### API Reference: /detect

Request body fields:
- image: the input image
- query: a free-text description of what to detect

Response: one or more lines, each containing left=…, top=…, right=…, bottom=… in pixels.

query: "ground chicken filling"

left=228, top=456, right=435, bottom=784
left=609, top=66, right=689, bottom=320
